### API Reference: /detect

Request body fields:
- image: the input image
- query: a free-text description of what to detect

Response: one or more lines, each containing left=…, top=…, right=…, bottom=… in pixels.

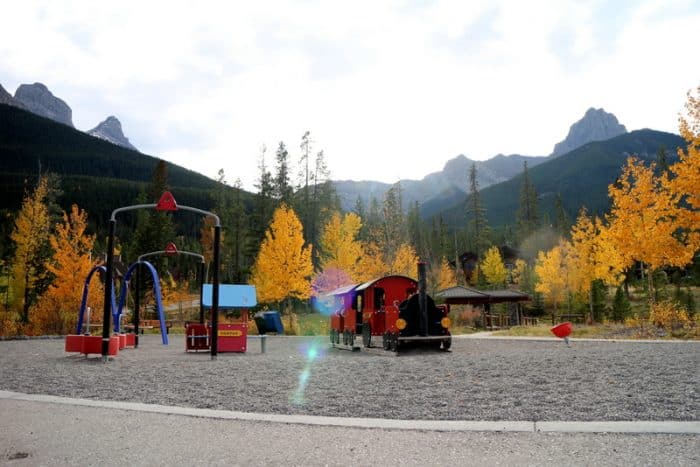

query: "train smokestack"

left=418, top=261, right=427, bottom=336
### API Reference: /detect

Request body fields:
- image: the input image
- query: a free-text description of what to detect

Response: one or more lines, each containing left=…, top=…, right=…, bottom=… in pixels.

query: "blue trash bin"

left=254, top=311, right=284, bottom=334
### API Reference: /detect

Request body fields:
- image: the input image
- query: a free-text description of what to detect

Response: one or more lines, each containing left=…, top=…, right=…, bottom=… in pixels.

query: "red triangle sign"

left=156, top=191, right=177, bottom=211
left=165, top=242, right=178, bottom=256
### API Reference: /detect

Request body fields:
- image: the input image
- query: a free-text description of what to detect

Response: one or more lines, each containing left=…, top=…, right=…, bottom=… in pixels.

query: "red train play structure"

left=327, top=262, right=451, bottom=352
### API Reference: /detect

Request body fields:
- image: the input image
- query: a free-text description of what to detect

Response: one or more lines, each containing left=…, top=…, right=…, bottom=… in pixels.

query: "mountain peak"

left=551, top=107, right=626, bottom=157
left=88, top=115, right=138, bottom=151
left=0, top=84, right=25, bottom=109
left=14, top=82, right=74, bottom=127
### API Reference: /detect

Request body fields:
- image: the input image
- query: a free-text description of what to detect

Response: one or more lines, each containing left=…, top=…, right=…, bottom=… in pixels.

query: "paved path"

left=1, top=391, right=698, bottom=466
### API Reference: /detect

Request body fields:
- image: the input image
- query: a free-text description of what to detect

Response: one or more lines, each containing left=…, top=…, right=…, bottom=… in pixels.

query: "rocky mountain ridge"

left=3, top=81, right=138, bottom=151
left=334, top=107, right=629, bottom=212
left=550, top=107, right=626, bottom=157
left=88, top=116, right=137, bottom=151
left=14, top=83, right=74, bottom=127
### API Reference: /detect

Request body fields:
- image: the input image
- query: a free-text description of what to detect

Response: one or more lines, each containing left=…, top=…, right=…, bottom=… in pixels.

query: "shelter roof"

left=435, top=286, right=529, bottom=305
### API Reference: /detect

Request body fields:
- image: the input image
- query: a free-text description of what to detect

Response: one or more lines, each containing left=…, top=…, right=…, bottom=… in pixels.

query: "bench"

left=124, top=320, right=172, bottom=334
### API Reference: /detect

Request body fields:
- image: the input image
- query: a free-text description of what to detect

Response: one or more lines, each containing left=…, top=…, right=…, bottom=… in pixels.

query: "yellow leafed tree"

left=480, top=246, right=507, bottom=288
left=356, top=241, right=389, bottom=282
left=249, top=204, right=313, bottom=308
left=666, top=86, right=700, bottom=251
left=10, top=177, right=50, bottom=324
left=567, top=209, right=624, bottom=321
left=32, top=204, right=100, bottom=334
left=390, top=242, right=419, bottom=278
left=607, top=157, right=696, bottom=296
left=534, top=244, right=568, bottom=316
left=319, top=212, right=364, bottom=282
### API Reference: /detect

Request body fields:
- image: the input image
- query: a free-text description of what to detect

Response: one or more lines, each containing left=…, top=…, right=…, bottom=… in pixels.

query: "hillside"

left=0, top=103, right=243, bottom=228
left=428, top=129, right=685, bottom=227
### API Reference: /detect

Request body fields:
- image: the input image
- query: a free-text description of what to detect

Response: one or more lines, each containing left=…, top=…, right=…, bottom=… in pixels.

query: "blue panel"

left=202, top=284, right=257, bottom=308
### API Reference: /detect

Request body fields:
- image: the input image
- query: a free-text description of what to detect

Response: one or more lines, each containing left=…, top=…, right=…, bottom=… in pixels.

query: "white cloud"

left=1, top=0, right=698, bottom=191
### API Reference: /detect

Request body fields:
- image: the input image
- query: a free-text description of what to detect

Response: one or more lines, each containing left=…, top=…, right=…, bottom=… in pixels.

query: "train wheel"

left=362, top=323, right=371, bottom=347
left=389, top=334, right=398, bottom=352
left=382, top=333, right=390, bottom=350
left=442, top=337, right=452, bottom=351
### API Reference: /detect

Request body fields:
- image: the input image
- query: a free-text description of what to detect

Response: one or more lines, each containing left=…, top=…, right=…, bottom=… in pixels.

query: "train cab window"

left=374, top=288, right=385, bottom=310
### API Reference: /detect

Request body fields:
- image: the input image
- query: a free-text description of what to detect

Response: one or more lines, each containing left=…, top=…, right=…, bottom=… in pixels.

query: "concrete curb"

left=1, top=390, right=697, bottom=434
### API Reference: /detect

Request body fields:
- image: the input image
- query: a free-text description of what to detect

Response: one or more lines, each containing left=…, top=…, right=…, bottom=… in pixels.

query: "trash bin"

left=254, top=311, right=284, bottom=334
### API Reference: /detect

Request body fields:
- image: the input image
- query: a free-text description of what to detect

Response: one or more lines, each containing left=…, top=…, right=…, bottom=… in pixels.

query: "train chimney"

left=418, top=261, right=428, bottom=336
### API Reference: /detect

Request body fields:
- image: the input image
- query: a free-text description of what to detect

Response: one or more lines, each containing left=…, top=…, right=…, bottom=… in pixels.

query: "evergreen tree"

left=465, top=162, right=490, bottom=257
left=273, top=141, right=293, bottom=204
left=611, top=286, right=631, bottom=322
left=553, top=193, right=570, bottom=238
left=130, top=160, right=175, bottom=265
left=380, top=183, right=405, bottom=262
left=407, top=201, right=425, bottom=259
left=590, top=279, right=607, bottom=322
left=517, top=161, right=539, bottom=241
left=251, top=145, right=275, bottom=248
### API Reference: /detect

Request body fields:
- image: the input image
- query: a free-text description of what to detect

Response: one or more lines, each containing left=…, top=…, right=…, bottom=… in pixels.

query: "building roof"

left=435, top=286, right=530, bottom=305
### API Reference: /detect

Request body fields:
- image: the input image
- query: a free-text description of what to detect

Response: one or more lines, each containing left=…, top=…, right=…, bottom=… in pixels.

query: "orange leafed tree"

left=249, top=204, right=313, bottom=308
left=433, top=256, right=457, bottom=293
left=10, top=177, right=50, bottom=324
left=32, top=204, right=100, bottom=334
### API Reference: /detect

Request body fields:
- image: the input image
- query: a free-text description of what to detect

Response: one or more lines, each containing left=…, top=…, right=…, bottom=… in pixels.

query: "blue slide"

left=117, top=261, right=168, bottom=345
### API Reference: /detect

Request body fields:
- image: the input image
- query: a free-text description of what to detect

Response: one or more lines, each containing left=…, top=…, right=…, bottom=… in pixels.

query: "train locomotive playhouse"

left=327, top=262, right=451, bottom=352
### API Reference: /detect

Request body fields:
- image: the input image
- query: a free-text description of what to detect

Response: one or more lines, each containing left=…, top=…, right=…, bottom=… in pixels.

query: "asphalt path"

left=1, top=397, right=698, bottom=466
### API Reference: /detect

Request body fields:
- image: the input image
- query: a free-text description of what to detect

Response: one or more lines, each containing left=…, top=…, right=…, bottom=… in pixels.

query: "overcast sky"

left=2, top=0, right=699, bottom=191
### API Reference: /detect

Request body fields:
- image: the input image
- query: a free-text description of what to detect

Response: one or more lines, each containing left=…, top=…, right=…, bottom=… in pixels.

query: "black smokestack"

left=418, top=261, right=427, bottom=336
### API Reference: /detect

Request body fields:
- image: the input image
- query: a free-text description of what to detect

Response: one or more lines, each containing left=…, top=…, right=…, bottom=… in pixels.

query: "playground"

left=1, top=333, right=697, bottom=422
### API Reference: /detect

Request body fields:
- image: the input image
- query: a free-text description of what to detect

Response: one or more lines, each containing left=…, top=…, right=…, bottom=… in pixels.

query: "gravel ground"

left=0, top=334, right=697, bottom=421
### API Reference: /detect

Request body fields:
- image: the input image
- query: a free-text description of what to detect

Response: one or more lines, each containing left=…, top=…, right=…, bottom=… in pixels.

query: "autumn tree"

left=356, top=241, right=389, bottom=282
left=480, top=246, right=507, bottom=289
left=667, top=86, right=700, bottom=250
left=390, top=242, right=419, bottom=278
left=10, top=177, right=50, bottom=323
left=535, top=244, right=568, bottom=320
left=32, top=204, right=100, bottom=334
left=567, top=209, right=624, bottom=322
left=318, top=212, right=364, bottom=282
left=249, top=204, right=313, bottom=311
left=607, top=157, right=696, bottom=299
left=431, top=256, right=457, bottom=295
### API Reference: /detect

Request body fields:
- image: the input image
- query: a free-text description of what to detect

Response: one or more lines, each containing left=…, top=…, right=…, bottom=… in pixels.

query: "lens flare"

left=290, top=339, right=327, bottom=406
